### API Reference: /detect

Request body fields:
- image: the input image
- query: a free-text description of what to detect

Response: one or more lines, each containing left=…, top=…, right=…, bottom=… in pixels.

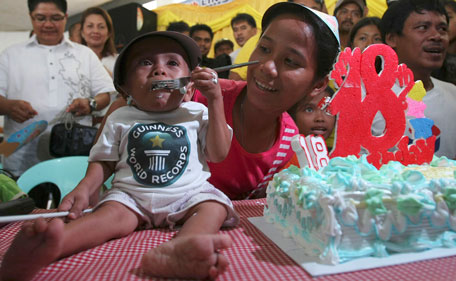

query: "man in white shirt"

left=0, top=0, right=115, bottom=176
left=379, top=0, right=456, bottom=159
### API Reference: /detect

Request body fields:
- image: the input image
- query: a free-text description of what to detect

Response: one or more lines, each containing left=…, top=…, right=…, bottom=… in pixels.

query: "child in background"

left=214, top=38, right=234, bottom=57
left=288, top=86, right=336, bottom=149
left=0, top=31, right=239, bottom=281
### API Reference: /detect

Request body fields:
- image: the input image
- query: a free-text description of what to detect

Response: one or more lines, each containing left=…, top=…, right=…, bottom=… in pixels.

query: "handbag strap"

left=53, top=111, right=75, bottom=130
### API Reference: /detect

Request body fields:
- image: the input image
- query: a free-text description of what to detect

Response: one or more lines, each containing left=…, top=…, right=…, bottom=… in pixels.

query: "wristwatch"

left=88, top=98, right=97, bottom=112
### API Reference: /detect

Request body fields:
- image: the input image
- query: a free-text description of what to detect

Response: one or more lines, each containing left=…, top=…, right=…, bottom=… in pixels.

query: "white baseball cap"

left=262, top=2, right=340, bottom=45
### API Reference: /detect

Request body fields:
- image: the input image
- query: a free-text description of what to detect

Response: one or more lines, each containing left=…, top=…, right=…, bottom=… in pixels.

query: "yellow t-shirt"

left=230, top=33, right=261, bottom=80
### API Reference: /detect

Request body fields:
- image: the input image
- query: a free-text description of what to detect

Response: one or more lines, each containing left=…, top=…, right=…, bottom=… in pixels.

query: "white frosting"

left=264, top=155, right=456, bottom=264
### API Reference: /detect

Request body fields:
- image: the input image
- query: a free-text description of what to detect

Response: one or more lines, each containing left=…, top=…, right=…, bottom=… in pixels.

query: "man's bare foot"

left=0, top=218, right=64, bottom=281
left=141, top=234, right=232, bottom=280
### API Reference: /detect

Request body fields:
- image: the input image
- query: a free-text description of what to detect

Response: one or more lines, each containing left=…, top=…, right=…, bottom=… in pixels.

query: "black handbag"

left=49, top=122, right=98, bottom=157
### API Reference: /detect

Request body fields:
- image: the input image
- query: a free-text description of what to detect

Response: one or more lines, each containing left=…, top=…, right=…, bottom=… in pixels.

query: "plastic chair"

left=17, top=156, right=112, bottom=205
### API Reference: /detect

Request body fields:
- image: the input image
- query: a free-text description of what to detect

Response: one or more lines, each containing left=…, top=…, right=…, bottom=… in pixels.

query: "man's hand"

left=6, top=100, right=37, bottom=123
left=66, top=98, right=91, bottom=116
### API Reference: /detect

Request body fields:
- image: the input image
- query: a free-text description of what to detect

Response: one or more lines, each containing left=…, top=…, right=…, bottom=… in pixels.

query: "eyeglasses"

left=31, top=14, right=65, bottom=24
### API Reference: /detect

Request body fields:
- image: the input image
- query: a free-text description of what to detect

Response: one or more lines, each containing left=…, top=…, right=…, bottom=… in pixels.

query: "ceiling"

left=0, top=0, right=151, bottom=32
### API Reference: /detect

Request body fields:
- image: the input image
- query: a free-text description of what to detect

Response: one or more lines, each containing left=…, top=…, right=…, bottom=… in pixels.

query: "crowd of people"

left=1, top=0, right=456, bottom=280
left=0, top=0, right=114, bottom=177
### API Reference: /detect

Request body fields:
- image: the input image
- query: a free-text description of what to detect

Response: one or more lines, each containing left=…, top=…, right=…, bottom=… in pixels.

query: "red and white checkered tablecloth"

left=1, top=199, right=456, bottom=281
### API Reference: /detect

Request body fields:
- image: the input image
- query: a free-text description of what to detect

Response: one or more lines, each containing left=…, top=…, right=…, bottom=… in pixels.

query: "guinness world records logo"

left=127, top=122, right=190, bottom=187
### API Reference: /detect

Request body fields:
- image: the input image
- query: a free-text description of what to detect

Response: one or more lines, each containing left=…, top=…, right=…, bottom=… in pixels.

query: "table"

left=1, top=199, right=455, bottom=281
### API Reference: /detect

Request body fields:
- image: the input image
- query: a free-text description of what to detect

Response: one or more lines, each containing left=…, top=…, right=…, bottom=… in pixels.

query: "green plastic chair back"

left=17, top=156, right=113, bottom=204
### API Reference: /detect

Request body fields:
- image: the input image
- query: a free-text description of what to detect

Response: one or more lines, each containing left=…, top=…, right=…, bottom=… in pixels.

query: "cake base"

left=249, top=216, right=456, bottom=277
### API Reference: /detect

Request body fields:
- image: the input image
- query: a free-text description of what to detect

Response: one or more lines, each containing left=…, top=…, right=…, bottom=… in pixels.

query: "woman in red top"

left=193, top=2, right=340, bottom=199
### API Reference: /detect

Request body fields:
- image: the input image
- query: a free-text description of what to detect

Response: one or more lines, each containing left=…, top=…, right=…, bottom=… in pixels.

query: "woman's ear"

left=309, top=76, right=329, bottom=97
left=183, top=82, right=196, bottom=102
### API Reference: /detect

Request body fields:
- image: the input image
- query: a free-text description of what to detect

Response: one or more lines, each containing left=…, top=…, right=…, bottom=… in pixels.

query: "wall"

left=0, top=32, right=29, bottom=53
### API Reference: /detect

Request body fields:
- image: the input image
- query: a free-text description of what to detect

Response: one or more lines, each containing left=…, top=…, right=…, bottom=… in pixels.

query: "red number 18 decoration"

left=327, top=44, right=435, bottom=168
left=284, top=44, right=436, bottom=172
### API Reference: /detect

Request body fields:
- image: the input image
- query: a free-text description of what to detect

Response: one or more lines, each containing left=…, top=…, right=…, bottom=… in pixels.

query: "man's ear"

left=183, top=82, right=196, bottom=102
left=363, top=7, right=369, bottom=17
left=309, top=76, right=329, bottom=98
left=385, top=33, right=397, bottom=49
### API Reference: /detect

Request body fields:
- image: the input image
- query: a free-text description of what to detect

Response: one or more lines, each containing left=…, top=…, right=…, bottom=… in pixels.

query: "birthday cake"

left=264, top=154, right=456, bottom=264
left=263, top=44, right=456, bottom=265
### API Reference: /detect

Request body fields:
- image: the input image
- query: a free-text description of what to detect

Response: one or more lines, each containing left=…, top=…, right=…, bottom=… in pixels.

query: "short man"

left=380, top=0, right=456, bottom=159
left=0, top=0, right=115, bottom=176
left=334, top=0, right=367, bottom=48
left=189, top=24, right=231, bottom=78
left=287, top=0, right=326, bottom=12
left=229, top=13, right=257, bottom=62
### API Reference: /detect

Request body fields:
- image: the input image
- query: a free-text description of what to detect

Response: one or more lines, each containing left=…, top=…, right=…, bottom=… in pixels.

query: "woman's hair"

left=347, top=17, right=382, bottom=48
left=262, top=4, right=340, bottom=81
left=80, top=7, right=117, bottom=57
